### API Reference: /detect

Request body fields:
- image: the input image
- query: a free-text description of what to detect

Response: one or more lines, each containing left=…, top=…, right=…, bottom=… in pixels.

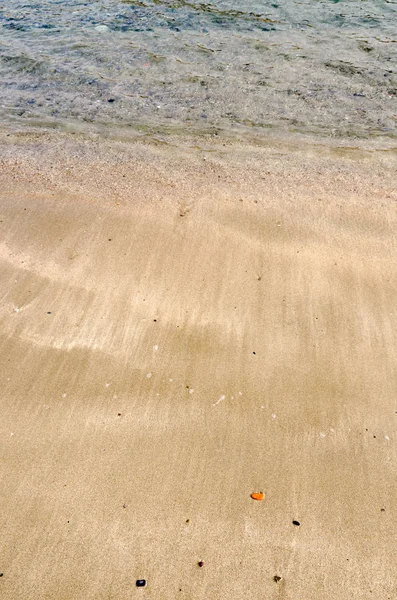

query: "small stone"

left=273, top=575, right=282, bottom=583
left=198, top=561, right=204, bottom=568
left=136, top=579, right=146, bottom=587
left=107, top=98, right=115, bottom=103
left=95, top=25, right=109, bottom=32
left=292, top=520, right=300, bottom=526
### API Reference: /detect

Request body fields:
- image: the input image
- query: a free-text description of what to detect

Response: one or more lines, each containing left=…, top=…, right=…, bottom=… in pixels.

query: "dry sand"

left=0, top=129, right=396, bottom=599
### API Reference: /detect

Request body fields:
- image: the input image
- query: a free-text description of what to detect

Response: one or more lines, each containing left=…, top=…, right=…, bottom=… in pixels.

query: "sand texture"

left=0, top=131, right=396, bottom=599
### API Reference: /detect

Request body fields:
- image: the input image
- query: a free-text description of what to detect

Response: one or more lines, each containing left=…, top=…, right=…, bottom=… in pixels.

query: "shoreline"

left=0, top=129, right=396, bottom=599
left=2, top=119, right=397, bottom=154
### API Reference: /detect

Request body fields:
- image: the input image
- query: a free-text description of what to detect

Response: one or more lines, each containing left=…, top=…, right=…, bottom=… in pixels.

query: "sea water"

left=0, top=0, right=396, bottom=143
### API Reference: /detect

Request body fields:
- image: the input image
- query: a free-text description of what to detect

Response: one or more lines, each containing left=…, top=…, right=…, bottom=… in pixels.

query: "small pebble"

left=292, top=520, right=301, bottom=526
left=273, top=575, right=282, bottom=583
left=136, top=579, right=146, bottom=587
left=198, top=561, right=204, bottom=568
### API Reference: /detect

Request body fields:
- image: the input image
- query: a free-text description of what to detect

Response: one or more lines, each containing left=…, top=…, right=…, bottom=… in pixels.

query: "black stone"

left=136, top=580, right=146, bottom=587
left=273, top=575, right=281, bottom=583
left=292, top=520, right=300, bottom=526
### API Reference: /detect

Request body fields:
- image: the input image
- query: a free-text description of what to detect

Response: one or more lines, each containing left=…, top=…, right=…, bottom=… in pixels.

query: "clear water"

left=0, top=0, right=396, bottom=143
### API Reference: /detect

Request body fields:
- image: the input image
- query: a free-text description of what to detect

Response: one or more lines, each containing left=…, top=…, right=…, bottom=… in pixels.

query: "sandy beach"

left=0, top=129, right=396, bottom=599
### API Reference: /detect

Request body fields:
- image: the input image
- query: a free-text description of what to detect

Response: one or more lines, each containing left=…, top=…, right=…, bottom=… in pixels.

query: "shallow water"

left=0, top=0, right=396, bottom=143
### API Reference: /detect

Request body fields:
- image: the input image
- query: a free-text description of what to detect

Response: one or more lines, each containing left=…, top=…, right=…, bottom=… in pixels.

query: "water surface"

left=0, top=0, right=396, bottom=143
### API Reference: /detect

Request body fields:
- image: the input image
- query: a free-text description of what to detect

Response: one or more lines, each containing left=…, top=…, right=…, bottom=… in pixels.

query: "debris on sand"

left=292, top=520, right=301, bottom=526
left=251, top=492, right=265, bottom=501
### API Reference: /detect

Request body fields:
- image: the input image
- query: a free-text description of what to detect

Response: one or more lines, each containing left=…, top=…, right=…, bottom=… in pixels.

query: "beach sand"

left=0, top=130, right=396, bottom=599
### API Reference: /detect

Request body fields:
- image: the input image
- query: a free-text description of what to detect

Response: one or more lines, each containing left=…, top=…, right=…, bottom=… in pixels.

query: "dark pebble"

left=273, top=575, right=282, bottom=583
left=292, top=520, right=300, bottom=526
left=47, top=312, right=52, bottom=314
left=136, top=579, right=146, bottom=587
left=0, top=573, right=3, bottom=577
left=108, top=98, right=115, bottom=103
left=198, top=561, right=204, bottom=568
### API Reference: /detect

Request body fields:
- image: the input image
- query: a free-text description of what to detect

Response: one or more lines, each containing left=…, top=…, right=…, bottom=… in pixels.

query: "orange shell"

left=251, top=492, right=265, bottom=501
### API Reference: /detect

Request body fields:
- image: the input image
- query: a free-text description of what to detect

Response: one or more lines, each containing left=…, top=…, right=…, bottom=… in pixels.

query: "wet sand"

left=0, top=130, right=396, bottom=599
